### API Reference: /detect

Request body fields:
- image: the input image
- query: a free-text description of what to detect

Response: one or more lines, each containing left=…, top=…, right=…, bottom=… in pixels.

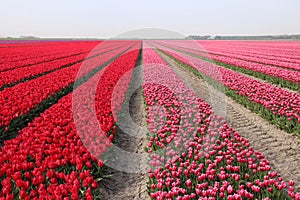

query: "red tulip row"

left=0, top=41, right=68, bottom=59
left=0, top=41, right=99, bottom=66
left=0, top=43, right=141, bottom=199
left=157, top=41, right=300, bottom=83
left=0, top=42, right=89, bottom=67
left=0, top=42, right=134, bottom=129
left=142, top=45, right=300, bottom=199
left=152, top=43, right=300, bottom=130
left=0, top=41, right=125, bottom=89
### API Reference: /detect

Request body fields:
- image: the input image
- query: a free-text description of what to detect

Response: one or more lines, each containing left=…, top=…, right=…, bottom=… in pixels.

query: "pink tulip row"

left=142, top=45, right=300, bottom=199
left=0, top=41, right=125, bottom=89
left=161, top=40, right=300, bottom=66
left=201, top=46, right=300, bottom=70
left=198, top=46, right=300, bottom=71
left=157, top=41, right=300, bottom=83
left=0, top=42, right=134, bottom=128
left=197, top=40, right=300, bottom=59
left=158, top=40, right=300, bottom=61
left=208, top=55, right=300, bottom=82
left=153, top=43, right=300, bottom=126
left=0, top=45, right=141, bottom=199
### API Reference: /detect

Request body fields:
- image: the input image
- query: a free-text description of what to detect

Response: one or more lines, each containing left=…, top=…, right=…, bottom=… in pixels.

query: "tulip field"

left=0, top=40, right=299, bottom=199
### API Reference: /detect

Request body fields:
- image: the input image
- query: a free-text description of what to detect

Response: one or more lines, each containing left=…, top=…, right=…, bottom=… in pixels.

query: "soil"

left=98, top=70, right=150, bottom=199
left=158, top=51, right=300, bottom=192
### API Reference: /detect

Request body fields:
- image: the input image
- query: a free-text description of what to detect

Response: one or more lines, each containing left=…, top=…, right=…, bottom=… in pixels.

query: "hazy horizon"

left=1, top=0, right=300, bottom=38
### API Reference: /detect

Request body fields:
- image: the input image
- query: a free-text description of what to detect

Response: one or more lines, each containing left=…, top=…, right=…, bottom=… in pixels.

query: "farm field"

left=0, top=40, right=299, bottom=200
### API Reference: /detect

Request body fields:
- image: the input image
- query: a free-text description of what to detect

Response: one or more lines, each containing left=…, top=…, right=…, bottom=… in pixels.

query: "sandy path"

left=98, top=61, right=150, bottom=199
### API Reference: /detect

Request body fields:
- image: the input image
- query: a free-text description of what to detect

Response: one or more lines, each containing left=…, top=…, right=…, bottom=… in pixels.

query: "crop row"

left=153, top=44, right=300, bottom=94
left=0, top=42, right=126, bottom=90
left=0, top=43, right=141, bottom=199
left=142, top=44, right=300, bottom=199
left=200, top=46, right=300, bottom=70
left=0, top=42, right=135, bottom=140
left=0, top=41, right=99, bottom=63
left=157, top=41, right=300, bottom=84
left=165, top=41, right=300, bottom=70
left=197, top=41, right=300, bottom=60
left=152, top=43, right=300, bottom=135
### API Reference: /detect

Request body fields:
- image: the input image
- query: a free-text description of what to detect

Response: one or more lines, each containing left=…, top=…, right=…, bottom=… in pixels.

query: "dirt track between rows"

left=158, top=51, right=300, bottom=192
left=98, top=66, right=150, bottom=199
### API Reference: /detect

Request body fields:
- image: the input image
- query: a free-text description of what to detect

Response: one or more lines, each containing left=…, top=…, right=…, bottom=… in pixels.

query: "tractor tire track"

left=98, top=50, right=150, bottom=200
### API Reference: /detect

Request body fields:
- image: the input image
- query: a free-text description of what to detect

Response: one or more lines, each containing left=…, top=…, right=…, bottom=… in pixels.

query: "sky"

left=0, top=0, right=299, bottom=38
